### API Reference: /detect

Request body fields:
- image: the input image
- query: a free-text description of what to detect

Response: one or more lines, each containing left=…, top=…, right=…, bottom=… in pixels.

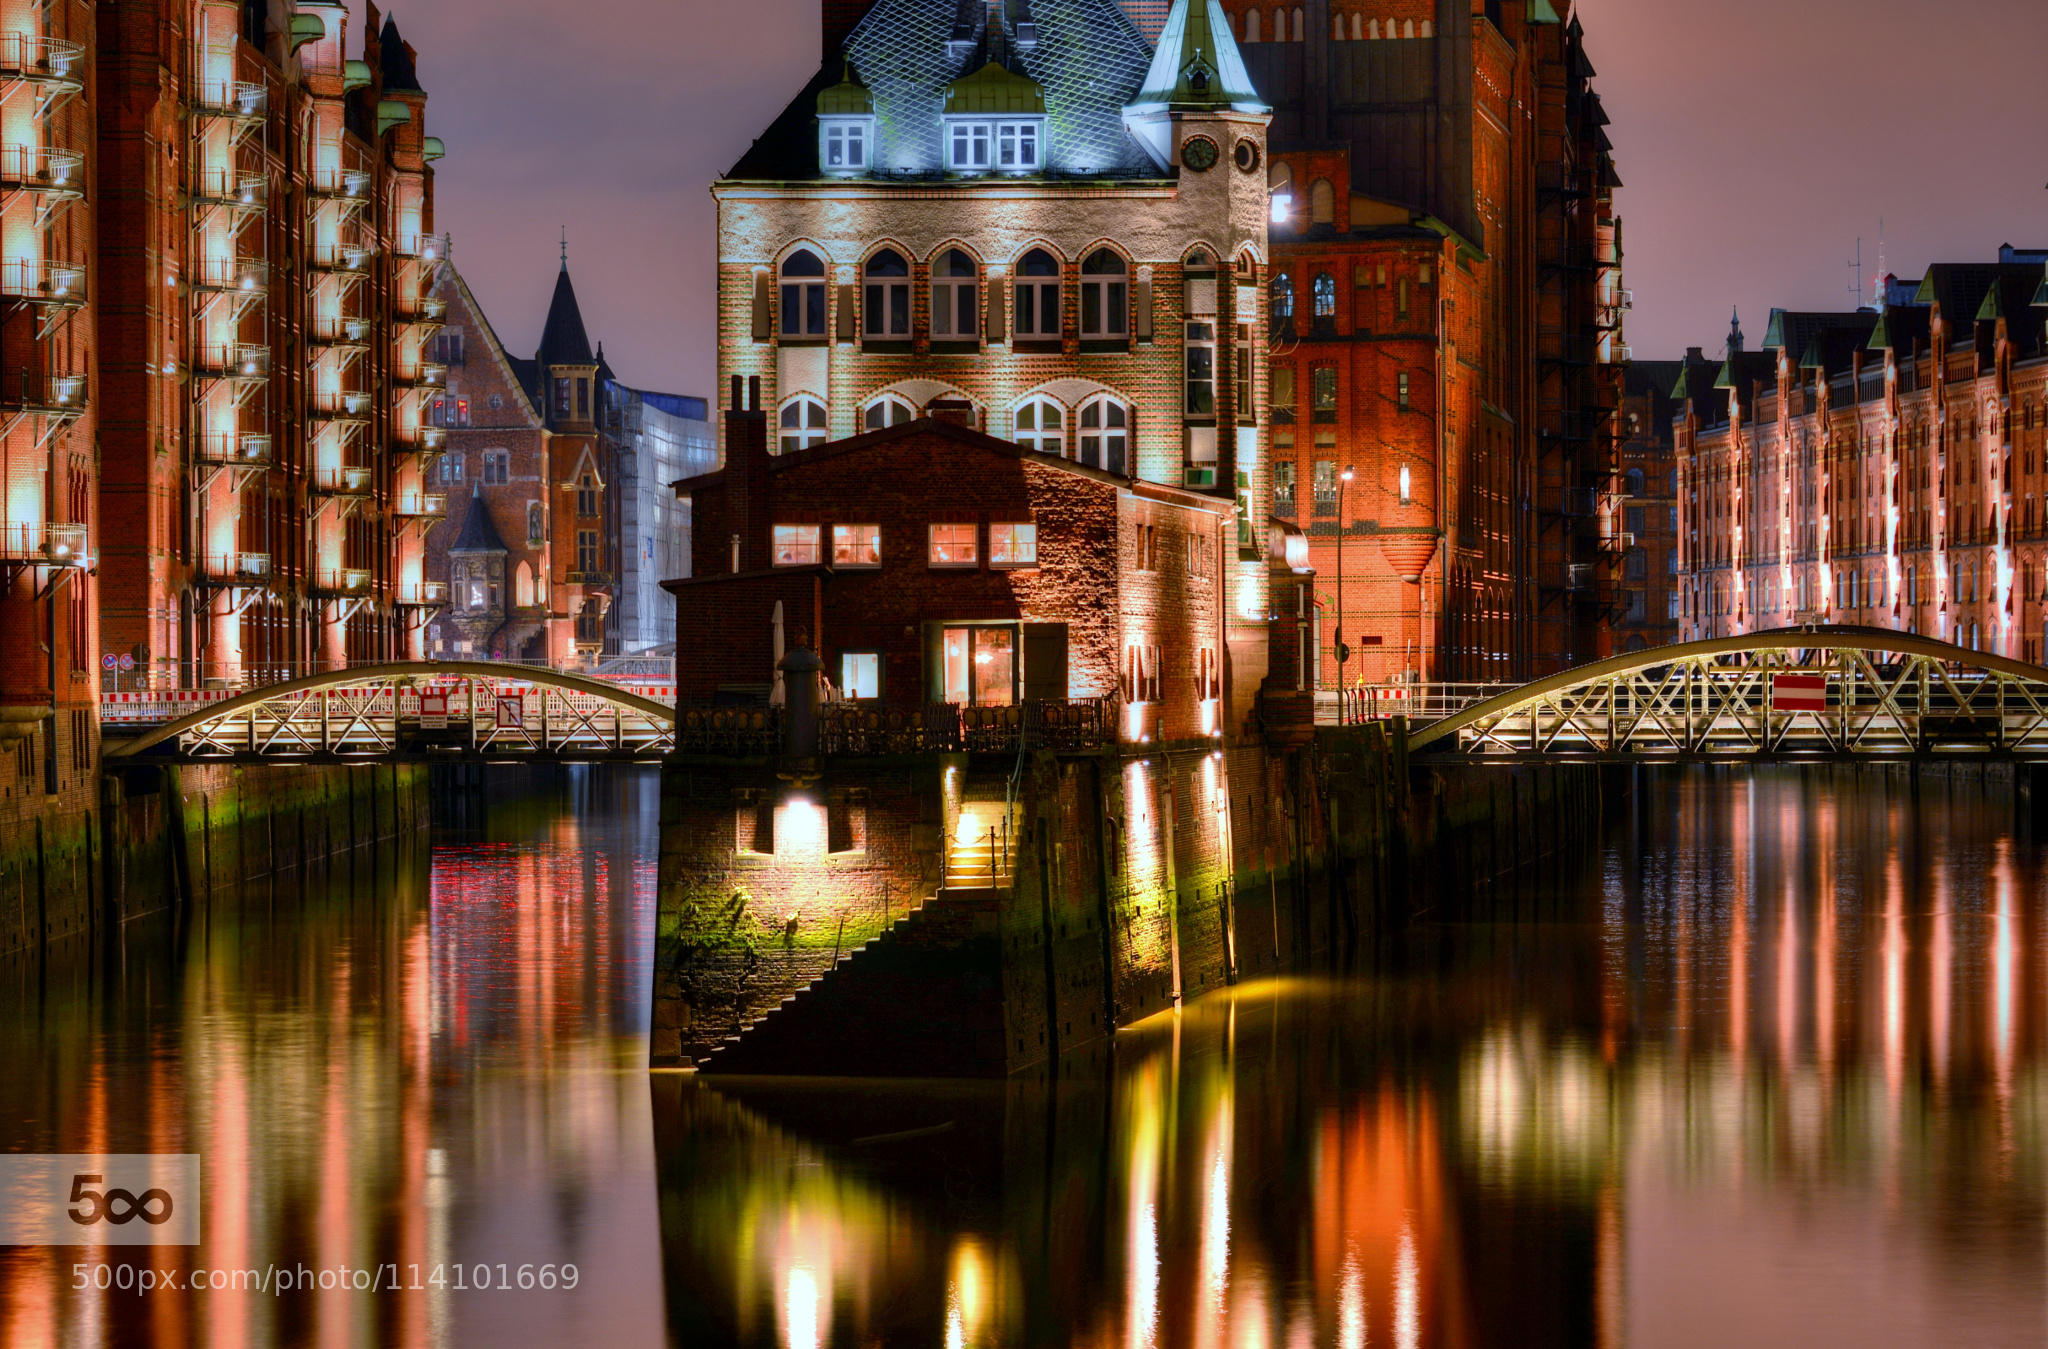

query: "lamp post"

left=1335, top=464, right=1354, bottom=719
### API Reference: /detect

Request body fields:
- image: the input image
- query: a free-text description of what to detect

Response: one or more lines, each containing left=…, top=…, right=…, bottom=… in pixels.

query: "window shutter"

left=836, top=283, right=855, bottom=342
left=985, top=276, right=1005, bottom=343
left=751, top=272, right=770, bottom=341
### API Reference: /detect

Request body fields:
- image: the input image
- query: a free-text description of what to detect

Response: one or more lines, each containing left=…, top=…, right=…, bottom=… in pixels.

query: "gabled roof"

left=1126, top=0, right=1267, bottom=115
left=435, top=263, right=542, bottom=426
left=378, top=16, right=421, bottom=93
left=538, top=265, right=594, bottom=368
left=1761, top=309, right=1879, bottom=372
left=449, top=484, right=509, bottom=554
left=726, top=0, right=1159, bottom=180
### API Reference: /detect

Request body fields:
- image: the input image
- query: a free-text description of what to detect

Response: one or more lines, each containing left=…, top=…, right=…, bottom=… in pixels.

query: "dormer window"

left=820, top=117, right=871, bottom=173
left=946, top=117, right=1043, bottom=172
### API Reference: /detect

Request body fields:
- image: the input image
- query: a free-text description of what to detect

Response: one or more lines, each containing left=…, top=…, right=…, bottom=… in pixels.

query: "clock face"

left=1181, top=136, right=1218, bottom=172
left=1233, top=138, right=1261, bottom=173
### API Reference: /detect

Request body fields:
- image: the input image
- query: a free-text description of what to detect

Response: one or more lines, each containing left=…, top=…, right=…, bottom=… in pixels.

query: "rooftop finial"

left=560, top=226, right=568, bottom=272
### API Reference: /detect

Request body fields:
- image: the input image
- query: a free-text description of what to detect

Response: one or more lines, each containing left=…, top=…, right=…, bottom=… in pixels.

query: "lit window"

left=1398, top=463, right=1411, bottom=504
left=949, top=120, right=991, bottom=170
left=1273, top=457, right=1297, bottom=517
left=930, top=249, right=979, bottom=339
left=863, top=394, right=915, bottom=430
left=841, top=652, right=880, bottom=699
left=773, top=524, right=821, bottom=566
left=1312, top=272, right=1336, bottom=318
left=1080, top=250, right=1127, bottom=337
left=832, top=523, right=880, bottom=566
left=1077, top=395, right=1129, bottom=476
left=1013, top=396, right=1064, bottom=456
left=821, top=118, right=870, bottom=172
left=947, top=118, right=1043, bottom=172
left=929, top=522, right=978, bottom=567
left=779, top=248, right=827, bottom=337
left=1270, top=271, right=1293, bottom=324
left=1015, top=248, right=1061, bottom=337
left=990, top=522, right=1037, bottom=568
left=779, top=396, right=828, bottom=453
left=1312, top=367, right=1337, bottom=417
left=862, top=249, right=910, bottom=338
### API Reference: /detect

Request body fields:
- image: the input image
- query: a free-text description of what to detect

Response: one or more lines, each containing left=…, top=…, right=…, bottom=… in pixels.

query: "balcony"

left=194, top=80, right=265, bottom=122
left=307, top=168, right=372, bottom=201
left=311, top=465, right=375, bottom=498
left=194, top=342, right=270, bottom=382
left=310, top=242, right=372, bottom=274
left=191, top=255, right=268, bottom=293
left=391, top=492, right=447, bottom=521
left=565, top=569, right=612, bottom=588
left=394, top=580, right=448, bottom=607
left=0, top=259, right=84, bottom=310
left=0, top=520, right=86, bottom=565
left=199, top=551, right=272, bottom=585
left=397, top=362, right=447, bottom=390
left=310, top=567, right=373, bottom=597
left=396, top=294, right=447, bottom=324
left=309, top=389, right=371, bottom=422
left=0, top=145, right=82, bottom=197
left=192, top=170, right=266, bottom=214
left=310, top=315, right=371, bottom=349
left=195, top=432, right=273, bottom=468
left=0, top=369, right=85, bottom=414
left=0, top=35, right=85, bottom=98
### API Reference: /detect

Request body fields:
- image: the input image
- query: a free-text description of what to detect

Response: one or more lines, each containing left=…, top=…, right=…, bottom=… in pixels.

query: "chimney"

left=1685, top=347, right=1703, bottom=362
left=723, top=377, right=770, bottom=573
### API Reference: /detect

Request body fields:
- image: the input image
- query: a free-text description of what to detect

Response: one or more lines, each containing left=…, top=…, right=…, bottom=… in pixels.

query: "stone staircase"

left=693, top=894, right=1007, bottom=1076
left=942, top=800, right=1017, bottom=892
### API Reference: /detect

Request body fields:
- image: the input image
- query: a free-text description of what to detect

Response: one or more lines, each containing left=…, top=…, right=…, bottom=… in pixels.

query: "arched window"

left=1331, top=12, right=1343, bottom=39
left=779, top=395, right=828, bottom=453
left=779, top=249, right=827, bottom=337
left=1367, top=18, right=1379, bottom=37
left=514, top=560, right=534, bottom=609
left=1403, top=18, right=1414, bottom=36
left=1311, top=272, right=1336, bottom=319
left=1013, top=396, right=1065, bottom=456
left=931, top=248, right=979, bottom=340
left=1625, top=468, right=1645, bottom=496
left=1309, top=178, right=1334, bottom=225
left=1014, top=247, right=1062, bottom=338
left=1243, top=8, right=1259, bottom=41
left=1080, top=249, right=1127, bottom=338
left=863, top=394, right=916, bottom=431
left=1292, top=7, right=1303, bottom=40
left=1419, top=19, right=1431, bottom=36
left=862, top=249, right=911, bottom=338
left=1350, top=13, right=1362, bottom=37
left=1270, top=271, right=1293, bottom=325
left=1270, top=7, right=1285, bottom=40
left=1077, top=395, right=1129, bottom=476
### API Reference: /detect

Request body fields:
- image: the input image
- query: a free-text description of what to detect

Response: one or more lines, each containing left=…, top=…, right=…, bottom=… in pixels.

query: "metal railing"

left=0, top=34, right=85, bottom=89
left=394, top=581, right=447, bottom=607
left=1316, top=684, right=1512, bottom=727
left=195, top=432, right=272, bottom=467
left=0, top=144, right=81, bottom=191
left=197, top=551, right=272, bottom=584
left=0, top=520, right=86, bottom=563
left=311, top=465, right=375, bottom=496
left=0, top=260, right=84, bottom=305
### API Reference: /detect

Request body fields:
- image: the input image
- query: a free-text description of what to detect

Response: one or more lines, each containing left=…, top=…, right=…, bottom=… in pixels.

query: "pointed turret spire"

left=1126, top=0, right=1268, bottom=115
left=538, top=264, right=594, bottom=368
left=378, top=15, right=422, bottom=93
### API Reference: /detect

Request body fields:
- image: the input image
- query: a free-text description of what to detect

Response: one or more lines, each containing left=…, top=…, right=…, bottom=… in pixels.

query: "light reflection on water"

left=0, top=766, right=2044, bottom=1347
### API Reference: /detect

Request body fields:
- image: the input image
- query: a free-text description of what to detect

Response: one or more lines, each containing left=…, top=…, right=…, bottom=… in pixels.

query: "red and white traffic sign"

left=494, top=694, right=524, bottom=729
left=419, top=690, right=448, bottom=728
left=1772, top=672, right=1827, bottom=713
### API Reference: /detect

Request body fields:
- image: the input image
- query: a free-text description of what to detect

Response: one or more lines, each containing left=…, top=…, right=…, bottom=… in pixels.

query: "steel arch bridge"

left=1409, top=626, right=2048, bottom=761
left=102, top=662, right=679, bottom=763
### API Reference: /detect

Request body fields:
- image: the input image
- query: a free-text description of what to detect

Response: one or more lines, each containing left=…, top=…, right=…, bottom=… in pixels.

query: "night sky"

left=396, top=0, right=2048, bottom=398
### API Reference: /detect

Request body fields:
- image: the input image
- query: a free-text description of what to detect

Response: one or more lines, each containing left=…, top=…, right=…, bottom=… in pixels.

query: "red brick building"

left=1612, top=359, right=1681, bottom=650
left=1230, top=0, right=1626, bottom=682
left=1677, top=248, right=2048, bottom=661
left=672, top=404, right=1232, bottom=745
left=420, top=257, right=615, bottom=665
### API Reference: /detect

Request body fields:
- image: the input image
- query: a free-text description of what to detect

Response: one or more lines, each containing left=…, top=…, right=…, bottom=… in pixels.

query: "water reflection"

left=663, top=768, right=2048, bottom=1347
left=0, top=767, right=665, bottom=1348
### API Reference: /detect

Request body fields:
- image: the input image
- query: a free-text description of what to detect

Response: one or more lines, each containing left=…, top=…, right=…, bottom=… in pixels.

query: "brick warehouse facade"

left=1612, top=357, right=1680, bottom=649
left=1230, top=0, right=1626, bottom=683
left=1677, top=248, right=2048, bottom=661
left=3, top=0, right=447, bottom=935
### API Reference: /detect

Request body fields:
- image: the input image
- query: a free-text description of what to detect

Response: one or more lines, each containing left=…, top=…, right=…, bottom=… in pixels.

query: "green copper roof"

left=1529, top=0, right=1563, bottom=22
left=343, top=59, right=371, bottom=91
left=1762, top=308, right=1787, bottom=349
left=817, top=61, right=874, bottom=116
left=1671, top=367, right=1692, bottom=400
left=1713, top=360, right=1736, bottom=390
left=1127, top=0, right=1269, bottom=113
left=1867, top=312, right=1892, bottom=350
left=943, top=61, right=1045, bottom=115
left=1913, top=275, right=1937, bottom=304
left=1800, top=339, right=1825, bottom=371
left=376, top=99, right=412, bottom=137
left=2035, top=276, right=2048, bottom=308
left=289, top=13, right=326, bottom=51
left=1977, top=285, right=2004, bottom=322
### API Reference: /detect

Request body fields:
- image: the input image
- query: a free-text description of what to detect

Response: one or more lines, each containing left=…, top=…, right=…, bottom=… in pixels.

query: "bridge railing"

left=1314, top=683, right=1514, bottom=727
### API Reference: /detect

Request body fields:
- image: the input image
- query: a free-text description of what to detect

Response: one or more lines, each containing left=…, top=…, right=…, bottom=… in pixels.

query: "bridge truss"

left=1409, top=627, right=2048, bottom=761
left=102, top=662, right=677, bottom=763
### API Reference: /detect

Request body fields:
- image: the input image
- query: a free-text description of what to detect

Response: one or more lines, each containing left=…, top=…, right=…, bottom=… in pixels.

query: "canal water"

left=1, top=765, right=2044, bottom=1346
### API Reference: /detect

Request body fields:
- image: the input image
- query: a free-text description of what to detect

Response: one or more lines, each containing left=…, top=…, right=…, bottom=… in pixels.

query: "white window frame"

left=945, top=117, right=1045, bottom=173
left=947, top=120, right=991, bottom=170
left=928, top=522, right=979, bottom=568
left=832, top=523, right=881, bottom=567
left=995, top=119, right=1041, bottom=171
left=862, top=249, right=911, bottom=338
left=863, top=394, right=916, bottom=431
left=841, top=651, right=881, bottom=700
left=1077, top=395, right=1130, bottom=475
left=1014, top=248, right=1062, bottom=338
left=930, top=249, right=980, bottom=339
left=772, top=524, right=821, bottom=567
left=1013, top=396, right=1065, bottom=456
left=990, top=522, right=1038, bottom=568
left=1080, top=250, right=1128, bottom=338
left=819, top=116, right=872, bottom=173
left=779, top=250, right=828, bottom=338
left=778, top=396, right=828, bottom=454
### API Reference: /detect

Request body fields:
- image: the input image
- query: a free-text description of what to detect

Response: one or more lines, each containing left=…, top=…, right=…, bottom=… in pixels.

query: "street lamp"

left=1335, top=464, right=1354, bottom=718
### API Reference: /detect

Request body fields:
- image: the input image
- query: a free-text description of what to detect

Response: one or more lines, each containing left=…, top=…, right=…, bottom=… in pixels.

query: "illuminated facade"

left=1230, top=0, right=1626, bottom=681
left=1677, top=249, right=2048, bottom=661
